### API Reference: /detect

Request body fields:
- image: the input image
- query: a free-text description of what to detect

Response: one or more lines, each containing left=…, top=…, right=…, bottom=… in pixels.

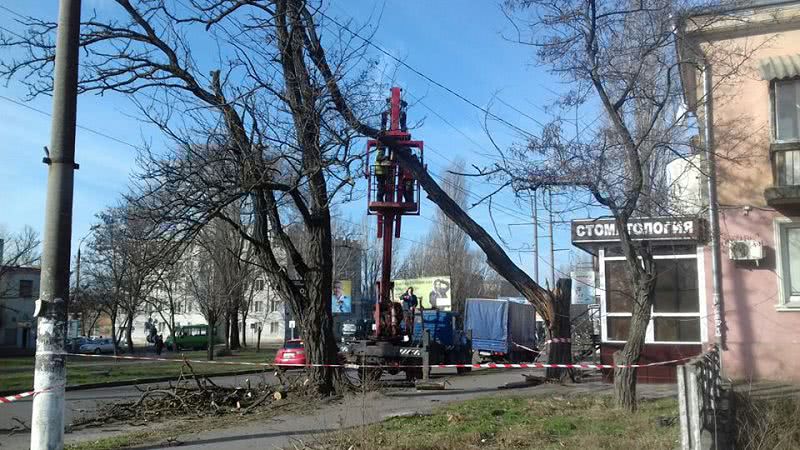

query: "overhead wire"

left=315, top=8, right=542, bottom=139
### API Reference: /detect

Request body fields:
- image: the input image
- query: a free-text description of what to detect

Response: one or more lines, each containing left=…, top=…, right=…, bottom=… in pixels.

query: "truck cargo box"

left=464, top=298, right=536, bottom=359
left=411, top=310, right=455, bottom=346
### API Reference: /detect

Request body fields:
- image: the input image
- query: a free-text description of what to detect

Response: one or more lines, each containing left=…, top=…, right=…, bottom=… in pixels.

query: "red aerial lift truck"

left=340, top=87, right=472, bottom=381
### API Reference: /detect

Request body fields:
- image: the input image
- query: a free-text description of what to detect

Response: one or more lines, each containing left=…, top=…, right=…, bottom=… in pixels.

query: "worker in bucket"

left=401, top=287, right=418, bottom=338
left=374, top=146, right=390, bottom=202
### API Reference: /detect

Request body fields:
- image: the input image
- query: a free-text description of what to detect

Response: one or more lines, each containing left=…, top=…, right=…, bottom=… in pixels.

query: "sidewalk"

left=114, top=371, right=676, bottom=450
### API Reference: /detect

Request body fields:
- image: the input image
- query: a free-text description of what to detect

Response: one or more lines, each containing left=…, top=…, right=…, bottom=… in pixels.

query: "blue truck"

left=340, top=308, right=473, bottom=380
left=464, top=298, right=538, bottom=363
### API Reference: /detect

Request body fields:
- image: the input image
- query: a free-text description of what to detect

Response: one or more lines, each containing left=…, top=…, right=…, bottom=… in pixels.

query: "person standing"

left=401, top=287, right=418, bottom=337
left=374, top=147, right=390, bottom=202
left=155, top=334, right=164, bottom=355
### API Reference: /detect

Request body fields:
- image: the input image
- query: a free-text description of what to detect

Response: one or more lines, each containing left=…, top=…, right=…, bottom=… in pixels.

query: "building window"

left=775, top=79, right=800, bottom=142
left=601, top=251, right=703, bottom=344
left=777, top=221, right=800, bottom=307
left=270, top=321, right=279, bottom=334
left=18, top=280, right=33, bottom=298
left=255, top=301, right=263, bottom=312
left=269, top=299, right=277, bottom=312
left=254, top=279, right=265, bottom=291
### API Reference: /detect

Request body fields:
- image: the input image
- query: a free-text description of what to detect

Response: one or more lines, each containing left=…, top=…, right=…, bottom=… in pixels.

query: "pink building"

left=681, top=0, right=800, bottom=382
left=571, top=1, right=800, bottom=383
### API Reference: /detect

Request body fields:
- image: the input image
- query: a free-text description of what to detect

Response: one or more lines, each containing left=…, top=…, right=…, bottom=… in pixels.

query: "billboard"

left=393, top=276, right=452, bottom=310
left=332, top=280, right=352, bottom=314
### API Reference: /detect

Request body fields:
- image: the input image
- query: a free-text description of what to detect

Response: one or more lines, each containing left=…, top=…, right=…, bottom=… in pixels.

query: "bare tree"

left=83, top=210, right=128, bottom=354
left=146, top=246, right=188, bottom=351
left=496, top=0, right=757, bottom=410
left=83, top=205, right=162, bottom=353
left=186, top=224, right=229, bottom=361
left=0, top=0, right=382, bottom=393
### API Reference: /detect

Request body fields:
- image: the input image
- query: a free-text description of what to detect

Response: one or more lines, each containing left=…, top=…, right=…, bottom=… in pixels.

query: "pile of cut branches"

left=72, top=361, right=315, bottom=427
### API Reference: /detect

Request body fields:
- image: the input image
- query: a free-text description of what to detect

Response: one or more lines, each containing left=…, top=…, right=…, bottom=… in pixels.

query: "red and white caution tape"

left=0, top=390, right=37, bottom=404
left=0, top=386, right=59, bottom=404
left=70, top=352, right=692, bottom=370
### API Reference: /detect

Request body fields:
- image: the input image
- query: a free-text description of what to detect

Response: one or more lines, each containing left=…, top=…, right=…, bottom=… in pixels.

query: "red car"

left=274, top=339, right=306, bottom=369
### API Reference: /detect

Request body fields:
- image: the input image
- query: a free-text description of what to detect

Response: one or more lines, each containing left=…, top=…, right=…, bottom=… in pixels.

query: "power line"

left=0, top=94, right=139, bottom=150
left=316, top=9, right=540, bottom=139
left=0, top=4, right=28, bottom=20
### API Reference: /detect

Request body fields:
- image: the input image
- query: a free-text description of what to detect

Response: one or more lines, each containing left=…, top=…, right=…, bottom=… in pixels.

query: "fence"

left=677, top=345, right=731, bottom=450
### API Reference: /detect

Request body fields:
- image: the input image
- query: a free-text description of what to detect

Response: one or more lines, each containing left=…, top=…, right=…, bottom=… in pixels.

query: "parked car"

left=274, top=340, right=347, bottom=370
left=165, top=325, right=223, bottom=351
left=67, top=337, right=91, bottom=353
left=274, top=339, right=306, bottom=369
left=79, top=338, right=115, bottom=354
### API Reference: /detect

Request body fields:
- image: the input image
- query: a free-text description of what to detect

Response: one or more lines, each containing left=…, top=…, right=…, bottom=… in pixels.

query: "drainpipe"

left=703, top=62, right=725, bottom=349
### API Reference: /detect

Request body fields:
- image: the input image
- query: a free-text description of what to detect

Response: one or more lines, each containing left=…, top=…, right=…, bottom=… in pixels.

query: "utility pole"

left=31, top=1, right=81, bottom=449
left=548, top=190, right=555, bottom=288
left=530, top=190, right=539, bottom=284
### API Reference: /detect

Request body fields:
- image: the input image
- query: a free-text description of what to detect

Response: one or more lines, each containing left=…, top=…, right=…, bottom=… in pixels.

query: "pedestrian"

left=401, top=287, right=418, bottom=337
left=155, top=334, right=164, bottom=355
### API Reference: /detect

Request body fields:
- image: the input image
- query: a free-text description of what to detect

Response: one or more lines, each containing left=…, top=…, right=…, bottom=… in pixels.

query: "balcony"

left=766, top=142, right=800, bottom=209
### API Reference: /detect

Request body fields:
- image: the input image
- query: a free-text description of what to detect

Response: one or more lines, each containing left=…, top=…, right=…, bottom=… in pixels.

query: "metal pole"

left=548, top=190, right=555, bottom=288
left=703, top=63, right=724, bottom=347
left=531, top=190, right=539, bottom=284
left=31, top=1, right=81, bottom=448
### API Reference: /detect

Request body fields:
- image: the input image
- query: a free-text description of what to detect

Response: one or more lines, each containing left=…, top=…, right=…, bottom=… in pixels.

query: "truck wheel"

left=404, top=368, right=422, bottom=381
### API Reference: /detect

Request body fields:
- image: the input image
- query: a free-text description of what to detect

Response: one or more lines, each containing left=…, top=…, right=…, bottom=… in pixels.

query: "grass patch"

left=0, top=348, right=276, bottom=391
left=735, top=392, right=800, bottom=450
left=322, top=395, right=678, bottom=449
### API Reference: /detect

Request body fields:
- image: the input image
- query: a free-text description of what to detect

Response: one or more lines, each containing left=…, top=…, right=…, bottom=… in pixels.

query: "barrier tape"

left=69, top=352, right=692, bottom=370
left=0, top=353, right=693, bottom=405
left=0, top=386, right=58, bottom=404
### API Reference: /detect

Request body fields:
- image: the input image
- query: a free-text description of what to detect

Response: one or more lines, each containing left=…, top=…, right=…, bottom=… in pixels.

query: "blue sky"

left=0, top=1, right=598, bottom=286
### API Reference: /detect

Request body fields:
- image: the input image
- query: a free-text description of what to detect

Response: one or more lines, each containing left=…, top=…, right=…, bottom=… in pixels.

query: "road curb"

left=0, top=368, right=270, bottom=397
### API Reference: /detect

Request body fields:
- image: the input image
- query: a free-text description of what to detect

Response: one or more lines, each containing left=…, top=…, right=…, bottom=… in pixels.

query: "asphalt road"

left=0, top=371, right=277, bottom=450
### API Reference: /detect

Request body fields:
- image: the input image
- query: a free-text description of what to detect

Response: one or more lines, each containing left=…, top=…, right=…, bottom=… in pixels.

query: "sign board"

left=332, top=280, right=352, bottom=314
left=393, top=276, right=452, bottom=310
left=570, top=271, right=596, bottom=305
left=571, top=217, right=702, bottom=244
left=288, top=320, right=296, bottom=329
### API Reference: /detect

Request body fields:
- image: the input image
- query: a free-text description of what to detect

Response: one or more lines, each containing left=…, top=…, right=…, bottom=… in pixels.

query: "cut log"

left=415, top=381, right=446, bottom=391
left=272, top=390, right=287, bottom=401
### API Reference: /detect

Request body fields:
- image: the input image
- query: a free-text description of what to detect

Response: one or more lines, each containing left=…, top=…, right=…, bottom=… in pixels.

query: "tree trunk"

left=169, top=310, right=177, bottom=351
left=256, top=326, right=262, bottom=352
left=394, top=150, right=553, bottom=322
left=300, top=262, right=339, bottom=394
left=230, top=305, right=240, bottom=350
left=110, top=309, right=118, bottom=356
left=207, top=322, right=215, bottom=361
left=125, top=313, right=134, bottom=354
left=240, top=309, right=248, bottom=348
left=223, top=312, right=230, bottom=349
left=546, top=278, right=573, bottom=380
left=613, top=277, right=655, bottom=412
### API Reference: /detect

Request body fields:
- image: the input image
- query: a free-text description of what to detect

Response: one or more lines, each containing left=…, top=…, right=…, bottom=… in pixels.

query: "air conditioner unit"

left=728, top=240, right=764, bottom=261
